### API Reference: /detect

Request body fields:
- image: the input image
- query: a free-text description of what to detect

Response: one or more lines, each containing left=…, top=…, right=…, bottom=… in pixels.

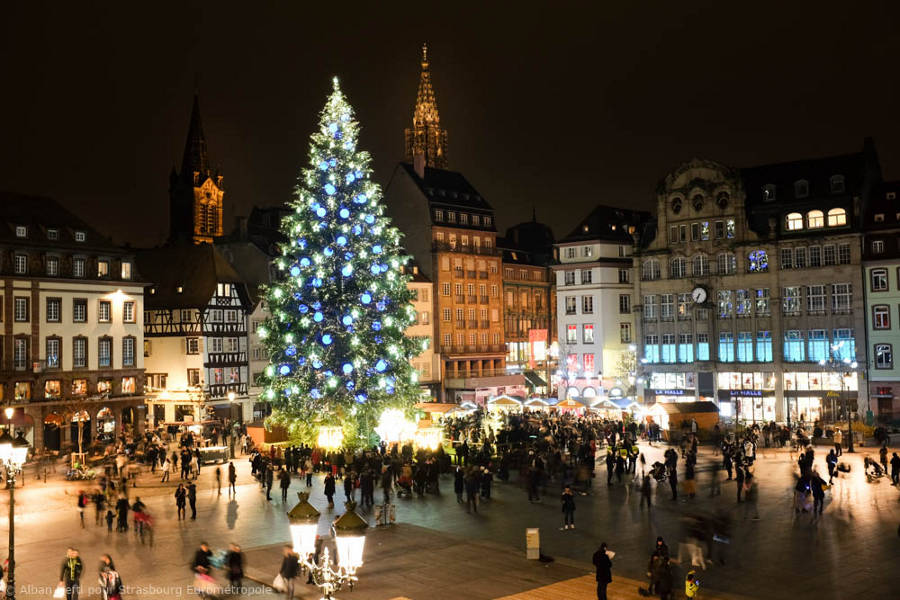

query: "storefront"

left=783, top=371, right=857, bottom=425
left=645, top=372, right=696, bottom=403
left=716, top=372, right=776, bottom=424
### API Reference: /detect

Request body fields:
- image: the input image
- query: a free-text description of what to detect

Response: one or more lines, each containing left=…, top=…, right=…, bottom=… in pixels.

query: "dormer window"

left=888, top=192, right=897, bottom=201
left=716, top=192, right=729, bottom=208
left=762, top=184, right=776, bottom=202
left=806, top=210, right=824, bottom=228
left=692, top=195, right=704, bottom=212
left=447, top=212, right=456, bottom=223
left=484, top=216, right=492, bottom=227
left=15, top=226, right=26, bottom=238
left=875, top=214, right=885, bottom=223
left=794, top=180, right=809, bottom=198
left=74, top=231, right=86, bottom=242
left=786, top=212, right=804, bottom=231
left=459, top=213, right=468, bottom=225
left=830, top=175, right=845, bottom=194
left=434, top=209, right=443, bottom=222
left=671, top=197, right=683, bottom=214
left=47, top=228, right=59, bottom=241
left=827, top=207, right=847, bottom=227
left=472, top=215, right=480, bottom=226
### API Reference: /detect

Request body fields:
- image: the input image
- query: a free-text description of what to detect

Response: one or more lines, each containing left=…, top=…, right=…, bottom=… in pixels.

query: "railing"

left=208, top=383, right=248, bottom=398
left=467, top=320, right=478, bottom=329
left=456, top=321, right=466, bottom=329
left=453, top=270, right=464, bottom=278
left=432, top=242, right=501, bottom=257
left=467, top=271, right=477, bottom=278
left=455, top=295, right=465, bottom=303
left=467, top=295, right=477, bottom=304
left=481, top=320, right=490, bottom=328
left=479, top=272, right=489, bottom=279
left=480, top=296, right=489, bottom=304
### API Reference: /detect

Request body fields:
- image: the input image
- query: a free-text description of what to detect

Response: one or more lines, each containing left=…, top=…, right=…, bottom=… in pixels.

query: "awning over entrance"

left=524, top=371, right=547, bottom=388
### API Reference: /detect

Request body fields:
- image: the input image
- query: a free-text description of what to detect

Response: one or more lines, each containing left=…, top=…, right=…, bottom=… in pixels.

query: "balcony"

left=205, top=351, right=248, bottom=367
left=467, top=320, right=478, bottom=329
left=432, top=242, right=500, bottom=257
left=453, top=270, right=464, bottom=278
left=480, top=295, right=489, bottom=304
left=455, top=295, right=465, bottom=303
left=208, top=382, right=248, bottom=399
left=478, top=271, right=489, bottom=279
left=467, top=295, right=477, bottom=304
left=480, top=320, right=490, bottom=328
left=456, top=321, right=466, bottom=329
left=467, top=270, right=477, bottom=278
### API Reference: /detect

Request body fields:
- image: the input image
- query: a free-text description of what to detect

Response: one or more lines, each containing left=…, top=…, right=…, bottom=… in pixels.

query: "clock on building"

left=691, top=286, right=707, bottom=304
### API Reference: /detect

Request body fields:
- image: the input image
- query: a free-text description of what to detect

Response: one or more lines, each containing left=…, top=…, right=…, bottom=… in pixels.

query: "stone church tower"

left=404, top=44, right=449, bottom=171
left=169, top=95, right=224, bottom=244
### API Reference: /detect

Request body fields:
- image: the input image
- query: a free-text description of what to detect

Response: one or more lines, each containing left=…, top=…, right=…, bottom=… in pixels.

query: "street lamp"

left=286, top=496, right=368, bottom=600
left=0, top=430, right=29, bottom=600
left=818, top=357, right=858, bottom=453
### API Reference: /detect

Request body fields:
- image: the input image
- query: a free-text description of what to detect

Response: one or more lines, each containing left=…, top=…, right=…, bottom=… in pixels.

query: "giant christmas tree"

left=258, top=78, right=423, bottom=447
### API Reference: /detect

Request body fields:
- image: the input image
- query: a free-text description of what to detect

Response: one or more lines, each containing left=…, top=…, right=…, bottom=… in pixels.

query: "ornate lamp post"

left=818, top=356, right=858, bottom=453
left=287, top=495, right=368, bottom=600
left=0, top=430, right=29, bottom=600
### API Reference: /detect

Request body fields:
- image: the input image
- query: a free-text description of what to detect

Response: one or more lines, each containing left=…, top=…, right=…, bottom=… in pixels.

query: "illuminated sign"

left=729, top=389, right=762, bottom=398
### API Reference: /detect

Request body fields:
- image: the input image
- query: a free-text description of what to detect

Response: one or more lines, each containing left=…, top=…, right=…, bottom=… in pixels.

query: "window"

left=434, top=209, right=443, bottom=221
left=122, top=337, right=135, bottom=367
left=642, top=260, right=660, bottom=281
left=808, top=329, right=829, bottom=362
left=490, top=284, right=498, bottom=297
left=795, top=247, right=807, bottom=268
left=564, top=271, right=576, bottom=286
left=832, top=283, right=851, bottom=312
left=121, top=376, right=136, bottom=394
left=737, top=332, right=753, bottom=362
left=123, top=301, right=135, bottom=323
left=583, top=324, right=594, bottom=344
left=714, top=220, right=725, bottom=239
left=14, top=254, right=27, bottom=274
left=98, top=300, right=111, bottom=323
left=484, top=216, right=492, bottom=227
left=73, top=299, right=87, bottom=322
left=442, top=334, right=451, bottom=347
left=583, top=246, right=593, bottom=258
left=46, top=256, right=59, bottom=276
left=833, top=329, right=855, bottom=361
left=830, top=175, right=845, bottom=194
left=807, top=285, right=826, bottom=313
left=643, top=295, right=657, bottom=319
left=677, top=293, right=691, bottom=319
left=74, top=231, right=86, bottom=242
left=73, top=336, right=87, bottom=368
left=186, top=338, right=200, bottom=354
left=472, top=215, right=480, bottom=226
left=620, top=323, right=632, bottom=343
left=692, top=254, right=709, bottom=276
left=72, top=379, right=87, bottom=396
left=447, top=212, right=456, bottom=223
left=565, top=247, right=576, bottom=259
left=872, top=240, right=884, bottom=254
left=616, top=269, right=630, bottom=284
left=225, top=337, right=239, bottom=352
left=47, top=228, right=58, bottom=240
left=670, top=257, right=687, bottom=278
left=717, top=290, right=733, bottom=318
left=45, top=380, right=61, bottom=398
left=700, top=221, right=710, bottom=240
left=442, top=308, right=451, bottom=322
left=717, top=253, right=736, bottom=275
left=809, top=246, right=822, bottom=267
left=678, top=334, right=693, bottom=363
left=121, top=262, right=132, bottom=280
left=14, top=298, right=28, bottom=322
left=46, top=337, right=60, bottom=368
left=786, top=212, right=804, bottom=230
left=660, top=294, right=674, bottom=319
left=784, top=330, right=805, bottom=362
left=441, top=283, right=450, bottom=296
left=875, top=344, right=893, bottom=369
left=97, top=337, right=110, bottom=367
left=755, top=288, right=770, bottom=315
left=209, top=309, right=223, bottom=323
left=783, top=287, right=801, bottom=315
left=827, top=207, right=847, bottom=226
left=15, top=225, right=26, bottom=238
left=726, top=219, right=735, bottom=238
left=13, top=338, right=28, bottom=370
left=748, top=250, right=768, bottom=272
left=691, top=222, right=700, bottom=241
left=73, top=257, right=85, bottom=278
left=46, top=297, right=61, bottom=323
left=661, top=334, right=676, bottom=363
left=763, top=184, right=776, bottom=202
left=736, top=289, right=751, bottom=316
left=671, top=197, right=683, bottom=214
left=807, top=210, right=824, bottom=228
left=144, top=340, right=152, bottom=357
left=566, top=325, right=577, bottom=344
left=582, top=296, right=593, bottom=314
left=873, top=305, right=890, bottom=329
left=420, top=311, right=429, bottom=325
left=618, top=294, right=631, bottom=314
left=794, top=180, right=809, bottom=198
left=225, top=310, right=238, bottom=323
left=187, top=369, right=201, bottom=386
left=872, top=269, right=888, bottom=292
left=459, top=213, right=468, bottom=225
left=824, top=245, right=836, bottom=266
left=97, top=260, right=109, bottom=277
left=583, top=353, right=595, bottom=373
left=565, top=296, right=576, bottom=314
left=718, top=332, right=735, bottom=362
left=780, top=248, right=793, bottom=269
left=697, top=333, right=710, bottom=361
left=581, top=270, right=592, bottom=284
left=209, top=337, right=223, bottom=354
left=756, top=331, right=773, bottom=362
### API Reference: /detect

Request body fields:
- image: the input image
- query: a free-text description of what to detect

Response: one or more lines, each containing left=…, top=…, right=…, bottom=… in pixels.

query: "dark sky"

left=2, top=1, right=899, bottom=246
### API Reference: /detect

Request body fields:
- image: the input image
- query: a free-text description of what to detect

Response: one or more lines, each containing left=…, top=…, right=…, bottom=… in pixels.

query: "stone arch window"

left=828, top=207, right=847, bottom=227
left=716, top=192, right=729, bottom=208
left=692, top=254, right=709, bottom=276
left=670, top=257, right=687, bottom=279
left=671, top=197, right=683, bottom=214
left=692, top=194, right=704, bottom=212
left=794, top=179, right=809, bottom=198
left=786, top=212, right=804, bottom=231
left=806, top=210, right=824, bottom=228
left=642, top=259, right=661, bottom=281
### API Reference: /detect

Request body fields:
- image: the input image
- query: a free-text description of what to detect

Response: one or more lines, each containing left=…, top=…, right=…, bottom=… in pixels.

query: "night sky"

left=2, top=1, right=899, bottom=246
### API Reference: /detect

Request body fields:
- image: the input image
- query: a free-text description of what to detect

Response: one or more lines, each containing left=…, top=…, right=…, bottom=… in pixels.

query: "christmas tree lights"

left=259, top=77, right=421, bottom=447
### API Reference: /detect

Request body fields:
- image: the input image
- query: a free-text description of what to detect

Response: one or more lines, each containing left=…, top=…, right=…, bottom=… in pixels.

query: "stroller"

left=650, top=461, right=667, bottom=483
left=396, top=475, right=413, bottom=498
left=864, top=457, right=885, bottom=482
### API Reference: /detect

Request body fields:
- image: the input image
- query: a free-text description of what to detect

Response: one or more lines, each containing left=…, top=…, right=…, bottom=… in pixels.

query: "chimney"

left=413, top=152, right=426, bottom=179
left=235, top=216, right=248, bottom=240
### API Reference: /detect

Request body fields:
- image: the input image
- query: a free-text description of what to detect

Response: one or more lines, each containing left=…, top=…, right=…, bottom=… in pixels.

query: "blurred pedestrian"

left=591, top=542, right=612, bottom=600
left=278, top=545, right=299, bottom=599
left=561, top=486, right=575, bottom=529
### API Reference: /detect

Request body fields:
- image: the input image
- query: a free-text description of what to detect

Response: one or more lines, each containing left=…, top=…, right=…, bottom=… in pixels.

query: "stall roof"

left=524, top=397, right=549, bottom=406
left=414, top=402, right=458, bottom=413
left=488, top=395, right=523, bottom=406
left=654, top=401, right=719, bottom=414
left=523, top=371, right=547, bottom=388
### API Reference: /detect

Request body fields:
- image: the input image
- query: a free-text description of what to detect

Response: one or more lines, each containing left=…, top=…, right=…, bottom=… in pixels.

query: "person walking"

left=891, top=452, right=900, bottom=485
left=76, top=490, right=88, bottom=528
left=92, top=489, right=105, bottom=526
left=188, top=481, right=198, bottom=520
left=360, top=470, right=374, bottom=507
left=278, top=545, right=299, bottom=599
left=454, top=467, right=464, bottom=503
left=115, top=495, right=129, bottom=532
left=826, top=449, right=838, bottom=484
left=265, top=464, right=274, bottom=502
left=464, top=469, right=479, bottom=514
left=879, top=444, right=889, bottom=474
left=228, top=462, right=237, bottom=495
left=58, top=547, right=84, bottom=600
left=343, top=469, right=355, bottom=503
left=561, top=486, right=575, bottom=529
left=833, top=428, right=843, bottom=457
left=161, top=457, right=171, bottom=483
left=279, top=467, right=292, bottom=503
left=380, top=467, right=393, bottom=505
left=811, top=469, right=827, bottom=517
left=591, top=542, right=612, bottom=600
left=225, top=543, right=244, bottom=592
left=192, top=542, right=213, bottom=577
left=174, top=483, right=187, bottom=520
left=323, top=471, right=336, bottom=508
left=215, top=465, right=222, bottom=496
left=605, top=451, right=615, bottom=486
left=685, top=570, right=700, bottom=599
left=667, top=463, right=678, bottom=501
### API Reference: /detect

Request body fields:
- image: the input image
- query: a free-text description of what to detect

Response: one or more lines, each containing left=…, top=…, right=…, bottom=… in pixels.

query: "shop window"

left=44, top=380, right=61, bottom=398
left=72, top=379, right=87, bottom=396
left=121, top=377, right=136, bottom=394
left=97, top=379, right=112, bottom=394
left=14, top=382, right=31, bottom=400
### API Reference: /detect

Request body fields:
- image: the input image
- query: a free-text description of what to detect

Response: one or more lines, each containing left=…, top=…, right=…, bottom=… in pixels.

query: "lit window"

left=620, top=323, right=632, bottom=343
left=97, top=260, right=109, bottom=278
left=73, top=258, right=85, bottom=278
left=756, top=331, right=773, bottom=362
left=14, top=254, right=27, bottom=274
left=15, top=225, right=27, bottom=238
left=808, top=329, right=829, bottom=362
left=827, top=207, right=847, bottom=227
left=98, top=300, right=111, bottom=323
left=831, top=283, right=852, bottom=312
left=661, top=334, right=676, bottom=363
left=737, top=332, right=753, bottom=362
left=871, top=268, right=888, bottom=291
left=74, top=231, right=86, bottom=242
left=583, top=324, right=594, bottom=344
left=718, top=332, right=735, bottom=362
left=46, top=256, right=59, bottom=276
left=643, top=295, right=657, bottom=319
left=807, top=210, right=824, bottom=228
left=872, top=240, right=884, bottom=254
left=873, top=305, right=890, bottom=329
left=47, top=228, right=58, bottom=240
left=697, top=333, right=709, bottom=361
left=717, top=290, right=733, bottom=318
left=121, top=262, right=132, bottom=280
left=786, top=212, right=804, bottom=230
left=784, top=330, right=805, bottom=362
left=678, top=333, right=693, bottom=362
left=748, top=250, right=768, bottom=272
left=875, top=344, right=893, bottom=369
left=566, top=325, right=577, bottom=344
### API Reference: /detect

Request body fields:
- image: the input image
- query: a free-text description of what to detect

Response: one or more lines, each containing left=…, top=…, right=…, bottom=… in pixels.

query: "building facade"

left=1, top=193, right=146, bottom=451
left=405, top=266, right=441, bottom=400
left=554, top=206, right=648, bottom=402
left=862, top=180, right=900, bottom=424
left=635, top=145, right=875, bottom=426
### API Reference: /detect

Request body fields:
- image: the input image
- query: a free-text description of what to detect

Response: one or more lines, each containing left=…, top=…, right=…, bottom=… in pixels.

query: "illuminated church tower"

left=404, top=43, right=449, bottom=170
left=169, top=95, right=224, bottom=244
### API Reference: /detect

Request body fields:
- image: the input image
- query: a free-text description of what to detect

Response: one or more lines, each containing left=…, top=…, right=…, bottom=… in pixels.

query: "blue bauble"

left=346, top=173, right=355, bottom=184
left=340, top=112, right=350, bottom=122
left=342, top=315, right=353, bottom=326
left=312, top=278, right=322, bottom=287
left=298, top=238, right=307, bottom=249
left=372, top=245, right=382, bottom=254
left=310, top=388, right=322, bottom=399
left=285, top=345, right=297, bottom=357
left=375, top=359, right=387, bottom=372
left=312, top=359, right=323, bottom=368
left=344, top=252, right=353, bottom=260
left=320, top=334, right=332, bottom=345
left=336, top=235, right=347, bottom=246
left=355, top=193, right=367, bottom=204
left=360, top=292, right=372, bottom=304
left=313, top=311, right=323, bottom=322
left=328, top=123, right=338, bottom=133
left=374, top=335, right=383, bottom=344
left=370, top=264, right=379, bottom=275
left=300, top=257, right=311, bottom=267
left=355, top=393, right=367, bottom=403
left=339, top=208, right=350, bottom=219
left=371, top=321, right=381, bottom=331
left=299, top=304, right=309, bottom=314
left=298, top=356, right=307, bottom=366
left=290, top=266, right=300, bottom=277
left=353, top=225, right=362, bottom=235
left=365, top=215, right=375, bottom=224
left=376, top=301, right=386, bottom=311
left=316, top=207, right=327, bottom=218
left=324, top=183, right=336, bottom=195
left=312, top=301, right=322, bottom=309
left=341, top=264, right=353, bottom=277
left=342, top=363, right=353, bottom=374
left=324, top=247, right=334, bottom=257
left=318, top=161, right=329, bottom=171
left=386, top=386, right=395, bottom=394
left=346, top=381, right=355, bottom=390
left=329, top=158, right=337, bottom=166
left=279, top=365, right=290, bottom=375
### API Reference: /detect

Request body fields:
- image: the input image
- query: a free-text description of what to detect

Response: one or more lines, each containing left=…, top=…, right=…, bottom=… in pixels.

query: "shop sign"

left=729, top=389, right=762, bottom=398
left=653, top=389, right=685, bottom=396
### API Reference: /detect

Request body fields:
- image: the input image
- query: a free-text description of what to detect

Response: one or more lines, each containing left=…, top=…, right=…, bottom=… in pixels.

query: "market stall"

left=644, top=401, right=719, bottom=440
left=487, top=395, right=524, bottom=413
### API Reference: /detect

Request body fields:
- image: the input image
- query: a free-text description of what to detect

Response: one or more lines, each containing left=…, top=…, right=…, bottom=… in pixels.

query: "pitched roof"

left=180, top=95, right=210, bottom=178
left=558, top=204, right=651, bottom=244
left=137, top=242, right=246, bottom=309
left=399, top=163, right=494, bottom=212
left=0, top=191, right=119, bottom=250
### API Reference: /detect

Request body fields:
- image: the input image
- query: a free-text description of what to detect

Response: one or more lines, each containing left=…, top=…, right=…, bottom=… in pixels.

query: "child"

left=105, top=509, right=114, bottom=533
left=685, top=569, right=700, bottom=599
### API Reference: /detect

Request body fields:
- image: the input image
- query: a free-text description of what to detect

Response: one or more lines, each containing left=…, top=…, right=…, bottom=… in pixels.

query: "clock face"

left=691, top=287, right=707, bottom=304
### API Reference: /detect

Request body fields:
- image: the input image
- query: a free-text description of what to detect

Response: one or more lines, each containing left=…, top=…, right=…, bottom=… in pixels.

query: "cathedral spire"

left=181, top=94, right=210, bottom=179
left=405, top=43, right=448, bottom=171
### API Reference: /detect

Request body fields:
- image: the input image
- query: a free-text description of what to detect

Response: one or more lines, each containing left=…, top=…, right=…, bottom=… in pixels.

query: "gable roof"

left=0, top=191, right=120, bottom=250
left=137, top=242, right=247, bottom=309
left=559, top=204, right=651, bottom=244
